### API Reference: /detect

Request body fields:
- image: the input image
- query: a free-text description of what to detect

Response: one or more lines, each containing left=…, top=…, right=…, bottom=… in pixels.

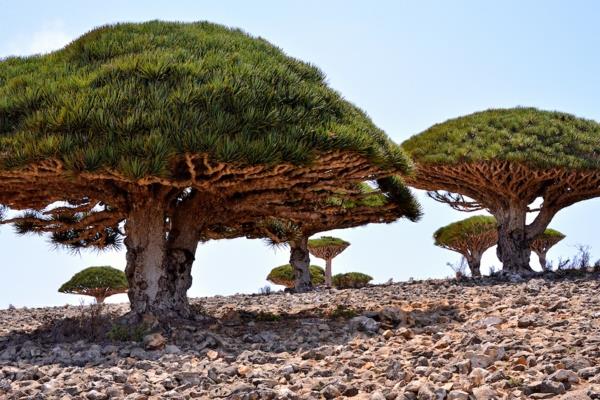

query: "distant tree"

left=203, top=178, right=420, bottom=292
left=308, top=236, right=350, bottom=286
left=403, top=108, right=600, bottom=274
left=0, top=21, right=415, bottom=320
left=59, top=266, right=127, bottom=303
left=434, top=216, right=497, bottom=277
left=531, top=229, right=565, bottom=271
left=267, top=264, right=325, bottom=288
left=332, top=272, right=372, bottom=289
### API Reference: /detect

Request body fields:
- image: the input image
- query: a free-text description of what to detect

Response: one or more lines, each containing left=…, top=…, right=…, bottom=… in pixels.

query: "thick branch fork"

left=407, top=161, right=600, bottom=273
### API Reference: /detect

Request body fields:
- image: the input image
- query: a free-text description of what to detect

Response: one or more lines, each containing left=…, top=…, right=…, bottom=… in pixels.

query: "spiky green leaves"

left=433, top=216, right=497, bottom=248
left=377, top=176, right=422, bottom=221
left=531, top=228, right=565, bottom=252
left=0, top=21, right=411, bottom=178
left=58, top=266, right=128, bottom=294
left=267, top=264, right=325, bottom=288
left=536, top=229, right=566, bottom=241
left=308, top=236, right=350, bottom=248
left=403, top=107, right=600, bottom=170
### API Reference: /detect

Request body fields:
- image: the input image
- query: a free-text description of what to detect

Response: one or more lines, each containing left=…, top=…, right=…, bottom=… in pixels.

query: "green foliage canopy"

left=536, top=228, right=566, bottom=241
left=332, top=272, right=372, bottom=289
left=58, top=266, right=128, bottom=294
left=325, top=178, right=422, bottom=222
left=433, top=216, right=497, bottom=248
left=308, top=236, right=350, bottom=248
left=0, top=21, right=411, bottom=179
left=267, top=264, right=325, bottom=288
left=403, top=107, right=600, bottom=170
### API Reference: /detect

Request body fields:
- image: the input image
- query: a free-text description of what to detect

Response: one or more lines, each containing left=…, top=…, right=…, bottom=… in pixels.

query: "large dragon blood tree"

left=433, top=216, right=497, bottom=277
left=531, top=229, right=565, bottom=271
left=0, top=21, right=415, bottom=320
left=403, top=108, right=600, bottom=274
left=202, top=177, right=421, bottom=291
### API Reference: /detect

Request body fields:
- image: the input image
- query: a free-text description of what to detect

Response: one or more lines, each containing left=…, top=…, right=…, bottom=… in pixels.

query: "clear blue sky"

left=2, top=1, right=600, bottom=307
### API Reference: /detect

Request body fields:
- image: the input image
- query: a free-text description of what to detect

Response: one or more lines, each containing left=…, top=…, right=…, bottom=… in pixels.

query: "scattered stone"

left=164, top=344, right=181, bottom=354
left=469, top=368, right=489, bottom=386
left=472, top=385, right=498, bottom=400
left=469, top=353, right=494, bottom=369
left=350, top=316, right=380, bottom=333
left=142, top=333, right=166, bottom=350
left=524, top=380, right=566, bottom=396
left=517, top=316, right=536, bottom=328
left=550, top=369, right=580, bottom=384
left=447, top=390, right=469, bottom=400
left=0, top=274, right=598, bottom=399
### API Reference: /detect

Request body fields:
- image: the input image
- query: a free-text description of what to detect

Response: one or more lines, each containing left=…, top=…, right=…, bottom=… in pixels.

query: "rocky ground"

left=1, top=271, right=600, bottom=399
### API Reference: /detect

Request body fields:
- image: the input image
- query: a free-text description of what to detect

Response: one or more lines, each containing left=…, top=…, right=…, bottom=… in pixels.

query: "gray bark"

left=466, top=253, right=482, bottom=277
left=124, top=197, right=197, bottom=320
left=535, top=250, right=549, bottom=271
left=495, top=208, right=534, bottom=275
left=325, top=258, right=333, bottom=287
left=289, top=236, right=312, bottom=292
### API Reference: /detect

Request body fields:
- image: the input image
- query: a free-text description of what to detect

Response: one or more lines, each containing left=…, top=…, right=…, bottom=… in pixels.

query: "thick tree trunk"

left=124, top=198, right=197, bottom=320
left=535, top=250, right=549, bottom=271
left=466, top=254, right=482, bottom=277
left=495, top=208, right=534, bottom=275
left=325, top=258, right=333, bottom=287
left=290, top=236, right=313, bottom=292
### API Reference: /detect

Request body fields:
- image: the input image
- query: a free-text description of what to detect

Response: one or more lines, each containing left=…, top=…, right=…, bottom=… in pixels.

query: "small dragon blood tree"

left=403, top=108, right=600, bottom=275
left=308, top=236, right=350, bottom=287
left=433, top=216, right=497, bottom=277
left=530, top=229, right=565, bottom=271
left=59, top=266, right=128, bottom=303
left=0, top=21, right=414, bottom=320
left=204, top=177, right=421, bottom=292
left=267, top=264, right=325, bottom=288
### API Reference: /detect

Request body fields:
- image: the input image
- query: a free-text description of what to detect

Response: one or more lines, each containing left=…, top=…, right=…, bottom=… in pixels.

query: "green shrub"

left=267, top=264, right=324, bottom=288
left=107, top=323, right=148, bottom=342
left=332, top=272, right=373, bottom=289
left=330, top=304, right=359, bottom=319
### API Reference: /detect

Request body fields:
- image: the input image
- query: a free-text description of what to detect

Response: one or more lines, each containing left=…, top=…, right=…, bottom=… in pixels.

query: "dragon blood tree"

left=0, top=21, right=414, bottom=320
left=530, top=229, right=565, bottom=271
left=59, top=266, right=128, bottom=303
left=433, top=216, right=497, bottom=277
left=308, top=236, right=350, bottom=286
left=403, top=108, right=600, bottom=274
left=203, top=177, right=421, bottom=292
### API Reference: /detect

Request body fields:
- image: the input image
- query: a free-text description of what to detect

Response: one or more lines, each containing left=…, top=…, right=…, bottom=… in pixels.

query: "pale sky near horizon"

left=1, top=1, right=600, bottom=308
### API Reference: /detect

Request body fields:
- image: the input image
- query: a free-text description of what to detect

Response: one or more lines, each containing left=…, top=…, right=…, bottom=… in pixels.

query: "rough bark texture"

left=124, top=196, right=197, bottom=320
left=465, top=254, right=482, bottom=277
left=535, top=250, right=549, bottom=271
left=408, top=161, right=600, bottom=275
left=495, top=209, right=534, bottom=274
left=325, top=259, right=333, bottom=287
left=290, top=237, right=312, bottom=293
